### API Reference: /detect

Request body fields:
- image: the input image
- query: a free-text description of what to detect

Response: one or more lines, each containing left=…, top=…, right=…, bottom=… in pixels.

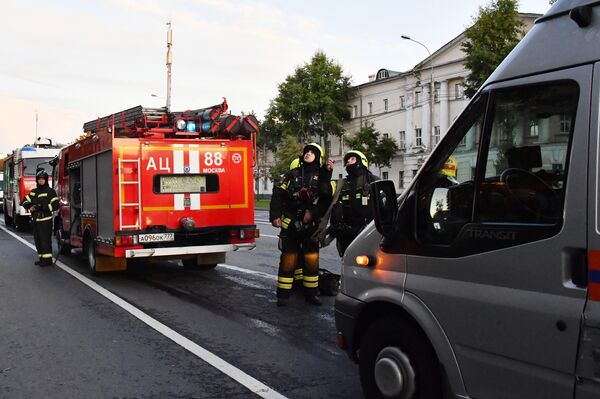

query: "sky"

left=0, top=0, right=553, bottom=156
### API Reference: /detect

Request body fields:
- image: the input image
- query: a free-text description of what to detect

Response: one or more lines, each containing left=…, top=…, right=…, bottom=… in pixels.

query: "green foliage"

left=262, top=51, right=352, bottom=150
left=269, top=135, right=304, bottom=182
left=345, top=122, right=400, bottom=173
left=461, top=0, right=523, bottom=98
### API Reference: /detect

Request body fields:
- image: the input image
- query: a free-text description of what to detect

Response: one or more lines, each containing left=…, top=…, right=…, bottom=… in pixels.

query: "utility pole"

left=166, top=21, right=173, bottom=111
left=35, top=110, right=38, bottom=144
left=401, top=35, right=434, bottom=149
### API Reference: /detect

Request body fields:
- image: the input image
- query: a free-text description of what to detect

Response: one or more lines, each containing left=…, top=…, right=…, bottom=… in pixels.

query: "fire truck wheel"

left=14, top=214, right=28, bottom=231
left=4, top=205, right=12, bottom=226
left=359, top=316, right=442, bottom=399
left=84, top=236, right=97, bottom=273
left=56, top=229, right=72, bottom=255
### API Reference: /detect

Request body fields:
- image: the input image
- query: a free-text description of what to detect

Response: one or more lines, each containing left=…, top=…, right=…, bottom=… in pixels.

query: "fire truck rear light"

left=115, top=235, right=138, bottom=246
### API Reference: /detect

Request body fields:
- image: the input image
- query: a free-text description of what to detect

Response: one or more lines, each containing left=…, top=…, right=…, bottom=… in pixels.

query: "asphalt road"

left=0, top=211, right=362, bottom=399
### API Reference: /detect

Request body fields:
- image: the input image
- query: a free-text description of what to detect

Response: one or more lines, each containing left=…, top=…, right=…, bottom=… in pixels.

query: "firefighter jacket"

left=22, top=184, right=59, bottom=222
left=330, top=167, right=379, bottom=235
left=270, top=162, right=332, bottom=230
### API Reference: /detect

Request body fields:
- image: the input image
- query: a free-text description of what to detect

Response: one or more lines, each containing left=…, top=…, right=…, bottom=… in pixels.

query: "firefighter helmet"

left=303, top=143, right=323, bottom=166
left=343, top=150, right=368, bottom=169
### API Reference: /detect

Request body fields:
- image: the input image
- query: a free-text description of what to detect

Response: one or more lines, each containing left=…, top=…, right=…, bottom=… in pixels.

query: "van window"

left=416, top=94, right=486, bottom=245
left=415, top=81, right=578, bottom=248
left=476, top=83, right=578, bottom=224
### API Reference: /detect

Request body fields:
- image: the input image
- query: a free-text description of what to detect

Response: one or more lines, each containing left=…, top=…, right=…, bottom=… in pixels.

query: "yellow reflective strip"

left=303, top=282, right=318, bottom=288
left=25, top=195, right=31, bottom=202
left=280, top=182, right=288, bottom=190
left=277, top=282, right=293, bottom=289
left=342, top=195, right=350, bottom=200
left=48, top=204, right=53, bottom=211
left=50, top=197, right=59, bottom=203
left=294, top=275, right=303, bottom=281
left=38, top=193, right=48, bottom=197
left=294, top=268, right=303, bottom=275
left=355, top=193, right=362, bottom=198
left=278, top=277, right=294, bottom=283
left=40, top=254, right=53, bottom=258
left=281, top=218, right=291, bottom=229
left=303, top=276, right=319, bottom=282
left=36, top=216, right=53, bottom=222
left=29, top=192, right=36, bottom=196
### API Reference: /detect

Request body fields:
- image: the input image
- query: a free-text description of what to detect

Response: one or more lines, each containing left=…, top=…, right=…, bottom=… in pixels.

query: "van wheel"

left=56, top=228, right=72, bottom=255
left=84, top=236, right=96, bottom=273
left=359, top=317, right=441, bottom=399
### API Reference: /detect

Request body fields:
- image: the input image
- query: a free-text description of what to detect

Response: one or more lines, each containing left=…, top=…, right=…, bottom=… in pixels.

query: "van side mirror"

left=370, top=180, right=398, bottom=236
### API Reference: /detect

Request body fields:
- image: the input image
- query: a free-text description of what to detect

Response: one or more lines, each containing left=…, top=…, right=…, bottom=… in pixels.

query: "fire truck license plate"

left=138, top=233, right=175, bottom=243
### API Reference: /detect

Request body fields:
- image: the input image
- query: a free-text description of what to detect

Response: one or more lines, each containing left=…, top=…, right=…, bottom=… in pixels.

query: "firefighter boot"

left=277, top=296, right=289, bottom=307
left=41, top=258, right=53, bottom=267
left=34, top=259, right=43, bottom=266
left=305, top=295, right=322, bottom=306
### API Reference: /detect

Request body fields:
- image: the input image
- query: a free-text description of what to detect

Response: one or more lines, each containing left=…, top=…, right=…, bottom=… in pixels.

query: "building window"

left=560, top=114, right=571, bottom=134
left=412, top=169, right=418, bottom=178
left=338, top=173, right=343, bottom=179
left=263, top=177, right=267, bottom=190
left=415, top=91, right=421, bottom=106
left=399, top=96, right=405, bottom=109
left=353, top=105, right=358, bottom=118
left=377, top=69, right=389, bottom=80
left=528, top=119, right=539, bottom=137
left=398, top=171, right=404, bottom=188
left=455, top=83, right=464, bottom=99
left=382, top=171, right=389, bottom=180
left=383, top=133, right=389, bottom=139
left=415, top=128, right=422, bottom=146
left=368, top=102, right=373, bottom=114
left=433, top=126, right=441, bottom=145
left=399, top=131, right=406, bottom=149
left=384, top=99, right=388, bottom=112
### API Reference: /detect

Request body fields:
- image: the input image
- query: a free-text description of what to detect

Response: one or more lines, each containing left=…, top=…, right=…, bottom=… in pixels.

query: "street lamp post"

left=402, top=35, right=434, bottom=149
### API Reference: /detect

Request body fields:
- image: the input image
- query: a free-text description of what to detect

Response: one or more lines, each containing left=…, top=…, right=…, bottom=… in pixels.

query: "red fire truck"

left=53, top=100, right=260, bottom=272
left=3, top=139, right=61, bottom=230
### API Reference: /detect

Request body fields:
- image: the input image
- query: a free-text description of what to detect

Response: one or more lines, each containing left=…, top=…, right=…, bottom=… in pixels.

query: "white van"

left=335, top=1, right=600, bottom=398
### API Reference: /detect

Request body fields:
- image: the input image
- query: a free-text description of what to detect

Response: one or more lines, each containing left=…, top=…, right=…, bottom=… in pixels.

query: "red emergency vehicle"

left=3, top=139, right=61, bottom=230
left=54, top=100, right=260, bottom=272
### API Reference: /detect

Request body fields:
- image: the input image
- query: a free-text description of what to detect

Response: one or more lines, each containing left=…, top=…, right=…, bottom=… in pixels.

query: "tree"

left=345, top=122, right=400, bottom=175
left=262, top=51, right=352, bottom=151
left=461, top=0, right=524, bottom=98
left=268, top=135, right=304, bottom=183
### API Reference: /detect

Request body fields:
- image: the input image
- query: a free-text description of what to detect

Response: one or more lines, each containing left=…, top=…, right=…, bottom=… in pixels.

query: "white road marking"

left=217, top=263, right=277, bottom=281
left=259, top=234, right=279, bottom=239
left=0, top=224, right=287, bottom=399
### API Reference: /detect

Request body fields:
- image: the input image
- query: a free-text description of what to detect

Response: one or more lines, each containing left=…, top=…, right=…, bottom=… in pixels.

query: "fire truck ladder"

left=118, top=158, right=142, bottom=230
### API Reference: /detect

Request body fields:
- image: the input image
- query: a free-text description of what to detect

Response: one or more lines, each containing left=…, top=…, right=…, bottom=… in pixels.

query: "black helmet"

left=36, top=168, right=48, bottom=181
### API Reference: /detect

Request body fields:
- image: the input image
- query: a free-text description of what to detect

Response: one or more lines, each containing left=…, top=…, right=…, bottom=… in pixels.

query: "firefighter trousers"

left=277, top=228, right=319, bottom=299
left=33, top=217, right=53, bottom=265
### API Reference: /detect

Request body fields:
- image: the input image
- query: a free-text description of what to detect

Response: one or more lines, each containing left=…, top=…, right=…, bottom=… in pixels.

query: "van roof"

left=485, top=0, right=600, bottom=86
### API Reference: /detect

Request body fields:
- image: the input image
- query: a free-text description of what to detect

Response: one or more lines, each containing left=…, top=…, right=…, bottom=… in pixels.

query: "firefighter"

left=22, top=168, right=59, bottom=266
left=270, top=143, right=333, bottom=307
left=330, top=150, right=379, bottom=257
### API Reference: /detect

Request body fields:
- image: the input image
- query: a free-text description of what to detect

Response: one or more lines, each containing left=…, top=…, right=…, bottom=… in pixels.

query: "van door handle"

left=562, top=247, right=587, bottom=288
